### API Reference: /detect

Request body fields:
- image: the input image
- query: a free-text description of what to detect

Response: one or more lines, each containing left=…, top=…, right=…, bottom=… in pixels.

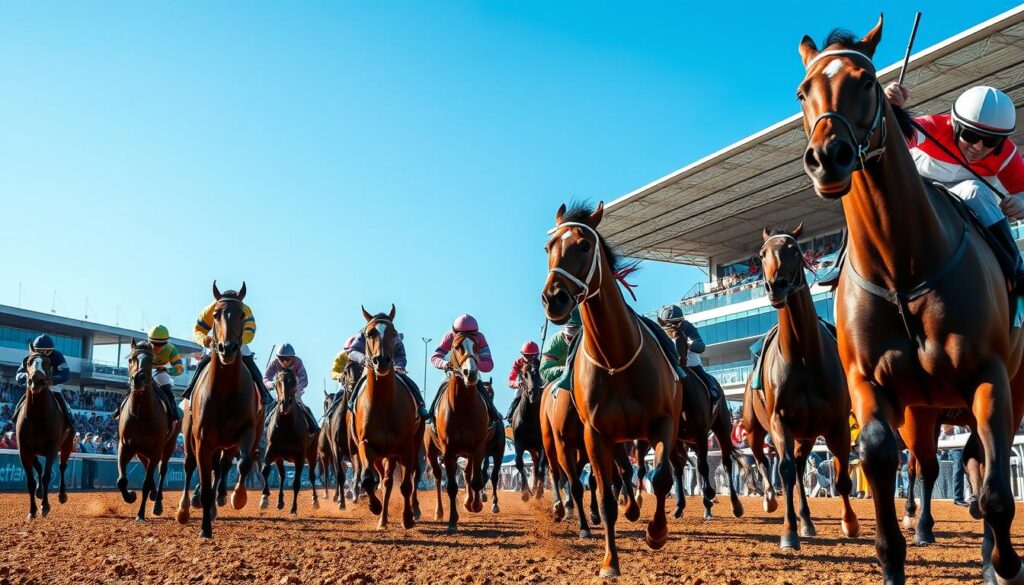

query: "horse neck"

left=209, top=354, right=243, bottom=393
left=776, top=285, right=823, bottom=365
left=365, top=371, right=397, bottom=406
left=128, top=384, right=157, bottom=417
left=843, top=107, right=957, bottom=289
left=579, top=252, right=641, bottom=368
left=24, top=387, right=51, bottom=418
left=447, top=373, right=480, bottom=409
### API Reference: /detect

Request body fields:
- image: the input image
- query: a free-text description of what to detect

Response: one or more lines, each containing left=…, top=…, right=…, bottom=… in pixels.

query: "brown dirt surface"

left=0, top=489, right=1014, bottom=584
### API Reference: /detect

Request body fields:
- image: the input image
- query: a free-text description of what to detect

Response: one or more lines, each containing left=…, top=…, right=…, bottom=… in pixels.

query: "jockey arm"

left=540, top=333, right=569, bottom=383
left=681, top=320, right=706, bottom=354
left=294, top=357, right=309, bottom=394
left=262, top=361, right=279, bottom=392
left=161, top=344, right=185, bottom=377
left=393, top=339, right=408, bottom=371
left=347, top=333, right=367, bottom=367
left=330, top=351, right=348, bottom=381
left=18, top=351, right=72, bottom=386
left=474, top=332, right=494, bottom=373
left=430, top=333, right=454, bottom=370
left=508, top=357, right=524, bottom=389
left=193, top=302, right=257, bottom=347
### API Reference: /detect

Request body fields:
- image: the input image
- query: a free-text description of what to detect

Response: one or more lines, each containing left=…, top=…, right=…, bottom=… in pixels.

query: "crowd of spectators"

left=63, top=388, right=120, bottom=413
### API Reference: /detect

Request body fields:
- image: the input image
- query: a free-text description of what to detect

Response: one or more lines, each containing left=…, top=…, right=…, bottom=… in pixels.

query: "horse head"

left=361, top=304, right=398, bottom=377
left=275, top=369, right=298, bottom=415
left=449, top=332, right=480, bottom=387
left=23, top=348, right=53, bottom=396
left=518, top=357, right=543, bottom=404
left=797, top=17, right=885, bottom=199
left=542, top=201, right=608, bottom=324
left=323, top=388, right=337, bottom=413
left=210, top=280, right=247, bottom=365
left=759, top=223, right=809, bottom=308
left=127, top=339, right=155, bottom=394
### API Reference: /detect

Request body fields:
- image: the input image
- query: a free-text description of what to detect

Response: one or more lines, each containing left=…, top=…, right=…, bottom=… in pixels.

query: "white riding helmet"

left=951, top=86, right=1017, bottom=136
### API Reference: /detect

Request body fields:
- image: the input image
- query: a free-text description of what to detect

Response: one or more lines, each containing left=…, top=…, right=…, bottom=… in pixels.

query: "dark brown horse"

left=351, top=305, right=423, bottom=530
left=16, top=350, right=75, bottom=519
left=176, top=282, right=264, bottom=538
left=798, top=20, right=1024, bottom=583
left=317, top=390, right=338, bottom=502
left=479, top=390, right=506, bottom=514
left=330, top=359, right=363, bottom=504
left=117, top=340, right=181, bottom=521
left=260, top=369, right=319, bottom=514
left=542, top=201, right=682, bottom=577
left=425, top=331, right=492, bottom=533
left=740, top=225, right=858, bottom=550
left=509, top=358, right=547, bottom=502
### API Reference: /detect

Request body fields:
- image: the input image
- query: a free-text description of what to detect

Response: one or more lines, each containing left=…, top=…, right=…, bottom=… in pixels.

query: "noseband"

left=805, top=49, right=887, bottom=172
left=548, top=221, right=603, bottom=304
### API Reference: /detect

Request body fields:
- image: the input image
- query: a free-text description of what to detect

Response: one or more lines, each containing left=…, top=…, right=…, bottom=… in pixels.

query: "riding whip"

left=896, top=12, right=921, bottom=86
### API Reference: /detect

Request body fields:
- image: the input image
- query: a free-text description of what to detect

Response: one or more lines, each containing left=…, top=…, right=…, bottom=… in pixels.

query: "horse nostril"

left=829, top=140, right=856, bottom=170
left=804, top=147, right=822, bottom=172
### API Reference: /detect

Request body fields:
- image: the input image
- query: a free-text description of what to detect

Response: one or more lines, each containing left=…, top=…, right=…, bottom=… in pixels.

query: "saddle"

left=749, top=318, right=838, bottom=395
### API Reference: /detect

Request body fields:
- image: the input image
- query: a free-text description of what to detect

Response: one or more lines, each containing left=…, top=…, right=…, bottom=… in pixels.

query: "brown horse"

left=260, top=369, right=319, bottom=514
left=479, top=390, right=506, bottom=514
left=329, top=359, right=363, bottom=504
left=351, top=305, right=423, bottom=530
left=424, top=331, right=492, bottom=533
left=798, top=20, right=1024, bottom=583
left=542, top=201, right=682, bottom=577
left=176, top=282, right=264, bottom=538
left=317, top=390, right=338, bottom=502
left=509, top=358, right=547, bottom=502
left=16, top=349, right=75, bottom=519
left=740, top=225, right=858, bottom=550
left=117, top=340, right=181, bottom=521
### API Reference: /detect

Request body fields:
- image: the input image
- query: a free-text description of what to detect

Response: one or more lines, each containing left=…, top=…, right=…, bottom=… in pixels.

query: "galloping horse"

left=798, top=20, right=1024, bottom=583
left=317, top=390, right=338, bottom=502
left=176, top=282, right=264, bottom=538
left=741, top=225, right=858, bottom=550
left=260, top=370, right=319, bottom=514
left=542, top=201, right=682, bottom=577
left=509, top=359, right=547, bottom=501
left=479, top=396, right=506, bottom=513
left=424, top=331, right=492, bottom=533
left=657, top=319, right=743, bottom=521
left=16, top=349, right=75, bottom=519
left=350, top=305, right=423, bottom=530
left=117, top=340, right=181, bottom=520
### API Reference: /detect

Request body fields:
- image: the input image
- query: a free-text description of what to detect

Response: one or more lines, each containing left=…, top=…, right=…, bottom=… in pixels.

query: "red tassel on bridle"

left=614, top=261, right=642, bottom=301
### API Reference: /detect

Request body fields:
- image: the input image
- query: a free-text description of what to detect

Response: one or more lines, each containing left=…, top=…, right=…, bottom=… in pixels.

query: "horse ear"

left=131, top=338, right=138, bottom=350
left=212, top=280, right=222, bottom=300
left=762, top=227, right=771, bottom=241
left=858, top=14, right=883, bottom=58
left=361, top=306, right=373, bottom=322
left=238, top=282, right=247, bottom=300
left=588, top=202, right=604, bottom=227
left=388, top=304, right=396, bottom=321
left=791, top=221, right=805, bottom=239
left=798, top=35, right=819, bottom=67
left=555, top=203, right=567, bottom=225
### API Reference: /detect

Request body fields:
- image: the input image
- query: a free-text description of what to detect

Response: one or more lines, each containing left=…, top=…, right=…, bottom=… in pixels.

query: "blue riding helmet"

left=276, top=343, right=296, bottom=358
left=658, top=304, right=684, bottom=323
left=31, top=335, right=55, bottom=350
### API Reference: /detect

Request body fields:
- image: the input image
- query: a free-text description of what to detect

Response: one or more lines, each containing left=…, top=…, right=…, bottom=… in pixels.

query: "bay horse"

left=176, top=282, right=264, bottom=538
left=16, top=349, right=75, bottom=519
left=509, top=358, right=547, bottom=501
left=351, top=305, right=423, bottom=530
left=117, top=340, right=181, bottom=520
left=334, top=359, right=363, bottom=504
left=798, top=20, right=1024, bottom=583
left=740, top=224, right=858, bottom=550
left=424, top=330, right=492, bottom=533
left=542, top=201, right=682, bottom=577
left=317, top=390, right=338, bottom=502
left=260, top=369, right=319, bottom=514
left=479, top=403, right=506, bottom=513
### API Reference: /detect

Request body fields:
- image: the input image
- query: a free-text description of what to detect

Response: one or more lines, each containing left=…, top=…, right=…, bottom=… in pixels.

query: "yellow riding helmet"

left=148, top=325, right=170, bottom=343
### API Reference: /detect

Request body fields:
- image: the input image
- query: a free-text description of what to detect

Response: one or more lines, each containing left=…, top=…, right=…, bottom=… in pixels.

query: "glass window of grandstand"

left=0, top=326, right=83, bottom=358
left=693, top=291, right=836, bottom=346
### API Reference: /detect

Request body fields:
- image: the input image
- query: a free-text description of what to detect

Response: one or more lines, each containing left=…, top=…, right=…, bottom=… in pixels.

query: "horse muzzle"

left=541, top=284, right=575, bottom=325
left=804, top=138, right=856, bottom=200
left=217, top=342, right=240, bottom=363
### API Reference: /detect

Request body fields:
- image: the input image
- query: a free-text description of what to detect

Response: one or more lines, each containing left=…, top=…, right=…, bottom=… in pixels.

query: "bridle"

left=805, top=49, right=887, bottom=172
left=364, top=318, right=395, bottom=374
left=128, top=348, right=154, bottom=393
left=448, top=334, right=479, bottom=385
left=760, top=234, right=810, bottom=299
left=211, top=297, right=245, bottom=359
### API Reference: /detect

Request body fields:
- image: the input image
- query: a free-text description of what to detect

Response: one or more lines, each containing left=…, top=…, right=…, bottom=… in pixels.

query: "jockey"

left=505, top=341, right=540, bottom=420
left=428, top=314, right=500, bottom=423
left=263, top=343, right=320, bottom=432
left=112, top=325, right=183, bottom=426
left=180, top=290, right=270, bottom=408
left=346, top=328, right=428, bottom=419
left=13, top=335, right=73, bottom=429
left=656, top=304, right=722, bottom=402
left=540, top=309, right=581, bottom=384
left=329, top=336, right=357, bottom=389
left=885, top=83, right=1024, bottom=289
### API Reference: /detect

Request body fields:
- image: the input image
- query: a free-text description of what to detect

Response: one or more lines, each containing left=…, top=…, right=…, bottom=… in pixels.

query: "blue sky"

left=0, top=1, right=1017, bottom=415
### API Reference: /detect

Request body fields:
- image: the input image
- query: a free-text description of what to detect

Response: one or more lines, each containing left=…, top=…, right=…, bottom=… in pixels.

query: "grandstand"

left=607, top=5, right=1024, bottom=403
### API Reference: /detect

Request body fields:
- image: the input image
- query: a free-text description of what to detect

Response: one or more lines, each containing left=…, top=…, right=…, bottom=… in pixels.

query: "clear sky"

left=0, top=1, right=1017, bottom=416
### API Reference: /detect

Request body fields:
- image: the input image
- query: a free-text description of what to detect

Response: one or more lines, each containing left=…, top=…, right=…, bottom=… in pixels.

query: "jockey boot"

left=691, top=365, right=722, bottom=403
left=181, top=354, right=211, bottom=401
left=479, top=388, right=502, bottom=424
left=52, top=392, right=74, bottom=429
left=987, top=219, right=1024, bottom=294
left=159, top=384, right=180, bottom=422
left=427, top=378, right=448, bottom=423
left=301, top=403, right=320, bottom=432
left=242, top=354, right=272, bottom=408
left=505, top=394, right=522, bottom=421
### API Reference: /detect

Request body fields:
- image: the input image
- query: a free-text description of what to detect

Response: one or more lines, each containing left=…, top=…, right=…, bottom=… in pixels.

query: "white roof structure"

left=603, top=6, right=1024, bottom=267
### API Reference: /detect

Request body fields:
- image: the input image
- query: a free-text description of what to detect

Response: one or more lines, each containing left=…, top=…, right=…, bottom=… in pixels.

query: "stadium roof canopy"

left=603, top=6, right=1024, bottom=267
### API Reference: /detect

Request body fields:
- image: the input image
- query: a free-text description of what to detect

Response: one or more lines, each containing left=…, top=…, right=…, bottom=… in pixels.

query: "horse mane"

left=276, top=368, right=296, bottom=387
left=823, top=28, right=858, bottom=49
left=561, top=200, right=628, bottom=274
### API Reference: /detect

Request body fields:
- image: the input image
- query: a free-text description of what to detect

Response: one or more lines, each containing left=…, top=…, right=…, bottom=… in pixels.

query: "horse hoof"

left=446, top=525, right=457, bottom=535
left=135, top=515, right=146, bottom=523
left=277, top=500, right=285, bottom=511
left=732, top=500, right=744, bottom=518
left=780, top=534, right=800, bottom=550
left=290, top=509, right=298, bottom=516
left=312, top=499, right=320, bottom=510
left=644, top=522, right=668, bottom=550
left=35, top=487, right=43, bottom=499
left=210, top=506, right=218, bottom=521
left=199, top=529, right=212, bottom=539
left=491, top=504, right=499, bottom=514
left=703, top=510, right=712, bottom=521
left=259, top=496, right=269, bottom=510
left=176, top=507, right=190, bottom=524
left=191, top=495, right=201, bottom=508
left=217, top=495, right=228, bottom=508
left=521, top=491, right=530, bottom=503
left=27, top=512, right=35, bottom=521
left=231, top=489, right=247, bottom=510
left=673, top=507, right=683, bottom=520
left=624, top=504, right=641, bottom=523
left=124, top=491, right=137, bottom=505
left=58, top=493, right=67, bottom=504
left=553, top=503, right=565, bottom=522
left=152, top=502, right=163, bottom=516
left=763, top=497, right=778, bottom=514
left=842, top=517, right=860, bottom=538
left=590, top=512, right=602, bottom=525
left=403, top=517, right=415, bottom=530
left=970, top=500, right=983, bottom=520
left=800, top=524, right=817, bottom=538
left=599, top=567, right=620, bottom=578
left=41, top=505, right=49, bottom=518
left=368, top=499, right=382, bottom=516
left=473, top=500, right=483, bottom=514
left=914, top=534, right=935, bottom=546
left=481, top=493, right=487, bottom=502
left=994, top=563, right=1024, bottom=585
left=565, top=506, right=575, bottom=521
left=902, top=514, right=916, bottom=530
left=579, top=528, right=591, bottom=539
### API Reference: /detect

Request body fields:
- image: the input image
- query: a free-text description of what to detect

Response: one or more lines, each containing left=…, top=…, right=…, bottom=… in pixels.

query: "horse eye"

left=579, top=239, right=591, bottom=252
left=796, top=91, right=805, bottom=102
left=864, top=78, right=875, bottom=90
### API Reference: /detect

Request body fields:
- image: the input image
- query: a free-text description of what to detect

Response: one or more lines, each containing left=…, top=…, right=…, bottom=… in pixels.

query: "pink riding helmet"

left=521, top=341, right=540, bottom=355
left=452, top=314, right=479, bottom=333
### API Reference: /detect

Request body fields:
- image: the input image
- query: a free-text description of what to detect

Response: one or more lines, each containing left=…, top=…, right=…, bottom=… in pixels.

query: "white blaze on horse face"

left=375, top=322, right=388, bottom=341
left=822, top=59, right=844, bottom=79
left=460, top=337, right=478, bottom=381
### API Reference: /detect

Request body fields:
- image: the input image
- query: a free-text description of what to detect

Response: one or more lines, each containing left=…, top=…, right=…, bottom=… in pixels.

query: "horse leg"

left=196, top=446, right=215, bottom=538
left=471, top=456, right=485, bottom=513
left=794, top=440, right=816, bottom=538
left=826, top=425, right=860, bottom=538
left=489, top=454, right=501, bottom=513
left=401, top=449, right=418, bottom=529
left=971, top=365, right=1024, bottom=584
left=39, top=452, right=54, bottom=517
left=308, top=450, right=319, bottom=510
left=359, top=443, right=383, bottom=515
left=671, top=443, right=687, bottom=519
left=116, top=446, right=137, bottom=505
left=443, top=454, right=460, bottom=534
left=57, top=436, right=71, bottom=504
left=335, top=455, right=347, bottom=510
left=903, top=409, right=940, bottom=546
left=548, top=459, right=566, bottom=522
left=584, top=426, right=619, bottom=577
left=852, top=383, right=905, bottom=585
left=260, top=458, right=272, bottom=510
left=232, top=426, right=258, bottom=511
left=137, top=456, right=156, bottom=522
left=21, top=452, right=37, bottom=520
left=694, top=438, right=716, bottom=520
left=612, top=446, right=640, bottom=523
left=903, top=454, right=918, bottom=528
left=749, top=423, right=777, bottom=513
left=275, top=459, right=287, bottom=511
left=643, top=416, right=675, bottom=551
left=428, top=449, right=444, bottom=522
left=588, top=466, right=601, bottom=526
left=176, top=442, right=196, bottom=524
left=562, top=446, right=591, bottom=538
left=377, top=459, right=394, bottom=529
left=153, top=453, right=170, bottom=516
left=635, top=440, right=650, bottom=508
left=534, top=450, right=546, bottom=499
left=291, top=455, right=303, bottom=515
left=515, top=445, right=530, bottom=502
left=769, top=414, right=799, bottom=550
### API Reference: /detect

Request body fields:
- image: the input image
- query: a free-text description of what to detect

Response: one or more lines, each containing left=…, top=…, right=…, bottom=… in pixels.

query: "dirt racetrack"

left=0, top=488, right=1012, bottom=584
